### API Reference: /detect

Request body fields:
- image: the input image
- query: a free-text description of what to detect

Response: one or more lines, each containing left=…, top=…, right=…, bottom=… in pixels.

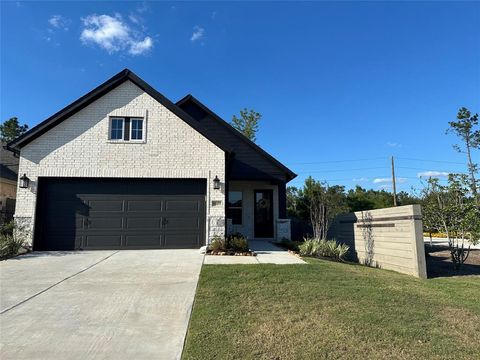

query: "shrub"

left=228, top=235, right=249, bottom=252
left=209, top=233, right=249, bottom=252
left=0, top=220, right=27, bottom=260
left=299, top=238, right=349, bottom=261
left=209, top=235, right=226, bottom=252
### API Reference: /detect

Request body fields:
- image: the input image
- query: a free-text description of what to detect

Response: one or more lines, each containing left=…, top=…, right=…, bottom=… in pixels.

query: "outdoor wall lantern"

left=213, top=176, right=221, bottom=190
left=19, top=174, right=30, bottom=189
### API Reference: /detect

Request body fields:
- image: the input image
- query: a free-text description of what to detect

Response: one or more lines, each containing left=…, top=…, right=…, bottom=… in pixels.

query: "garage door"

left=34, top=178, right=206, bottom=250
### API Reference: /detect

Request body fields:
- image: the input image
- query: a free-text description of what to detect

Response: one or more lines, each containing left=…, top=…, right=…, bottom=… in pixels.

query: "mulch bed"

left=206, top=250, right=256, bottom=256
left=426, top=245, right=480, bottom=278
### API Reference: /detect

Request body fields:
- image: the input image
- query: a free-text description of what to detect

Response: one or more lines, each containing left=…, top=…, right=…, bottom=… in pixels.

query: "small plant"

left=228, top=235, right=248, bottom=252
left=209, top=235, right=226, bottom=252
left=298, top=238, right=349, bottom=261
left=0, top=220, right=28, bottom=260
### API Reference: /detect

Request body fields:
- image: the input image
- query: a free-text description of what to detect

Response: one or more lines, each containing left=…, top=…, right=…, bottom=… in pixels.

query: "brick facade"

left=15, top=80, right=225, bottom=245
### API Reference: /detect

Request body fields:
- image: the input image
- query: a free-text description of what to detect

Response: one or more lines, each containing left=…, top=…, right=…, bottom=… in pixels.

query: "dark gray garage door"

left=34, top=178, right=206, bottom=251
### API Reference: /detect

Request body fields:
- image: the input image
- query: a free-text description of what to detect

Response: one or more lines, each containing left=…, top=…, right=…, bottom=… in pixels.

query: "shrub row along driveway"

left=0, top=250, right=203, bottom=360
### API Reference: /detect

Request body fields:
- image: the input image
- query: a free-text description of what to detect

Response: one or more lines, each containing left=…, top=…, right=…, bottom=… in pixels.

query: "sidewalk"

left=203, top=240, right=305, bottom=265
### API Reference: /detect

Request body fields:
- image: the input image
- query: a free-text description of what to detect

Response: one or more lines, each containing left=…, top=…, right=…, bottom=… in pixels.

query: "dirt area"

left=426, top=245, right=480, bottom=278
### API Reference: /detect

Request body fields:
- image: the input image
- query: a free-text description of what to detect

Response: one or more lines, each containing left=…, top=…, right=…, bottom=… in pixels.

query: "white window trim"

left=109, top=117, right=125, bottom=142
left=129, top=117, right=145, bottom=142
left=107, top=115, right=147, bottom=144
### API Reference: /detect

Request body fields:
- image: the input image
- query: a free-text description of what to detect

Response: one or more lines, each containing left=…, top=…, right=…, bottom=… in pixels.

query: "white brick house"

left=7, top=69, right=296, bottom=250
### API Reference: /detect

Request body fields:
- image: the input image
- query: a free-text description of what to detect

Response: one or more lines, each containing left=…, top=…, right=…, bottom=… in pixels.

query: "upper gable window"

left=109, top=117, right=145, bottom=142
left=131, top=118, right=144, bottom=140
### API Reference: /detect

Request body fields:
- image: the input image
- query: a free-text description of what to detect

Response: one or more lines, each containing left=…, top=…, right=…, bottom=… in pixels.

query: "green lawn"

left=182, top=259, right=480, bottom=360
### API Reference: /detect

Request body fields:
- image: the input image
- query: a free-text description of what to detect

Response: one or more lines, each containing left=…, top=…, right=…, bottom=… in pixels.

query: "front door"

left=254, top=190, right=274, bottom=238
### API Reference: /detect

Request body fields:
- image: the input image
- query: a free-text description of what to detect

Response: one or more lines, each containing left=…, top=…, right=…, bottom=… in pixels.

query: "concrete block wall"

left=329, top=205, right=427, bottom=278
left=15, top=80, right=225, bottom=245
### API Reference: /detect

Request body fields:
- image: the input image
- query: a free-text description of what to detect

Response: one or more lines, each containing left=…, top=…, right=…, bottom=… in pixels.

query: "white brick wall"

left=15, top=80, right=225, bottom=245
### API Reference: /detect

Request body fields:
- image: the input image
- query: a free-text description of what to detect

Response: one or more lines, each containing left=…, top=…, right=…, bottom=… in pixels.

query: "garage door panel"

left=87, top=217, right=123, bottom=230
left=126, top=217, right=162, bottom=229
left=164, top=200, right=201, bottom=212
left=165, top=217, right=201, bottom=230
left=125, top=235, right=163, bottom=248
left=35, top=178, right=207, bottom=250
left=85, top=235, right=122, bottom=248
left=164, top=233, right=201, bottom=249
left=127, top=200, right=162, bottom=212
left=88, top=200, right=124, bottom=212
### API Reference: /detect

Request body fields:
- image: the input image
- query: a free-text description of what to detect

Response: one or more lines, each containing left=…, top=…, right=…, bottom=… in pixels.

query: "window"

left=110, top=118, right=124, bottom=140
left=228, top=191, right=243, bottom=225
left=109, top=117, right=144, bottom=141
left=131, top=118, right=143, bottom=140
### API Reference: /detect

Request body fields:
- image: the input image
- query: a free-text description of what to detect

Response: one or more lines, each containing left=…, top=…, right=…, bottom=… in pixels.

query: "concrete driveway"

left=0, top=250, right=204, bottom=360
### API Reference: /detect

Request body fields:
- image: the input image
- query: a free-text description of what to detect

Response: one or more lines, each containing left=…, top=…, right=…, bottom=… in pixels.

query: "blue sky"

left=1, top=1, right=479, bottom=192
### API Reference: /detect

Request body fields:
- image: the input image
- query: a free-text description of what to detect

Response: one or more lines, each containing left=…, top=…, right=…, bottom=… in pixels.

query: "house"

left=6, top=69, right=296, bottom=250
left=0, top=141, right=19, bottom=224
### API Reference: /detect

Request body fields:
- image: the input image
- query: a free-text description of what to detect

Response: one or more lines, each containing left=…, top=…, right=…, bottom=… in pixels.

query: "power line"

left=396, top=157, right=465, bottom=165
left=296, top=166, right=387, bottom=174
left=397, top=166, right=464, bottom=171
left=288, top=157, right=386, bottom=165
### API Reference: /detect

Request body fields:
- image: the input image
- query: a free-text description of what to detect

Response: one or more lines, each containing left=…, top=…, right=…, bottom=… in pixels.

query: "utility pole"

left=391, top=156, right=397, bottom=206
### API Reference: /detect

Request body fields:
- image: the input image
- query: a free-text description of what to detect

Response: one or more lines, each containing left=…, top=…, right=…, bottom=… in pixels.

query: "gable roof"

left=6, top=69, right=295, bottom=182
left=1, top=141, right=19, bottom=181
left=7, top=69, right=231, bottom=153
left=176, top=95, right=297, bottom=182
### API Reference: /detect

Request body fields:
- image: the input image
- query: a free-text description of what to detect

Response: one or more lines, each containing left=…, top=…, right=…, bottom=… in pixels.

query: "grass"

left=182, top=259, right=480, bottom=360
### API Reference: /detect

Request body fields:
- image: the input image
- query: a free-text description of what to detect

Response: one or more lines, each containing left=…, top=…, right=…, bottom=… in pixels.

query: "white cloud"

left=387, top=142, right=402, bottom=148
left=373, top=177, right=407, bottom=184
left=417, top=171, right=450, bottom=178
left=48, top=15, right=70, bottom=30
left=352, top=177, right=369, bottom=182
left=190, top=26, right=205, bottom=42
left=80, top=14, right=153, bottom=55
left=129, top=37, right=153, bottom=55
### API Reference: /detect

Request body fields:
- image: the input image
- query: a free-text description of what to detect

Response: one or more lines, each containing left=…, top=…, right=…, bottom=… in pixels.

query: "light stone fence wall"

left=329, top=205, right=427, bottom=278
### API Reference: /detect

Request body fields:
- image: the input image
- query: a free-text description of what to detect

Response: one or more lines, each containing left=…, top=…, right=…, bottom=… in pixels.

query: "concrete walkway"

left=0, top=250, right=203, bottom=360
left=203, top=240, right=305, bottom=265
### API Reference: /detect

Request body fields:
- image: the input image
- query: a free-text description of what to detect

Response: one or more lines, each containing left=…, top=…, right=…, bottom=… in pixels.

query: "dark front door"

left=254, top=190, right=274, bottom=238
left=35, top=178, right=206, bottom=250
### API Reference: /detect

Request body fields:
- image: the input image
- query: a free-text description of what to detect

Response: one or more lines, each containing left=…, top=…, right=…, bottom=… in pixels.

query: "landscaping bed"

left=205, top=233, right=256, bottom=256
left=206, top=250, right=256, bottom=256
left=183, top=258, right=480, bottom=360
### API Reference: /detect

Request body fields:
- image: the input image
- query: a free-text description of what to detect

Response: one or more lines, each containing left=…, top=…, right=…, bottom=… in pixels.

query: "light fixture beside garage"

left=213, top=176, right=221, bottom=190
left=19, top=174, right=30, bottom=189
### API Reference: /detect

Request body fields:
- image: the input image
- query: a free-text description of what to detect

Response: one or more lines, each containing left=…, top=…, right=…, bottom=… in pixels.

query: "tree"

left=299, top=177, right=347, bottom=239
left=0, top=117, right=28, bottom=142
left=286, top=186, right=300, bottom=218
left=447, top=107, right=480, bottom=204
left=421, top=175, right=480, bottom=269
left=231, top=108, right=261, bottom=142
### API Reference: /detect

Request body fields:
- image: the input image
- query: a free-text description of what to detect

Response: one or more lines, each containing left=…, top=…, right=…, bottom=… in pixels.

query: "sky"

left=1, top=1, right=479, bottom=193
